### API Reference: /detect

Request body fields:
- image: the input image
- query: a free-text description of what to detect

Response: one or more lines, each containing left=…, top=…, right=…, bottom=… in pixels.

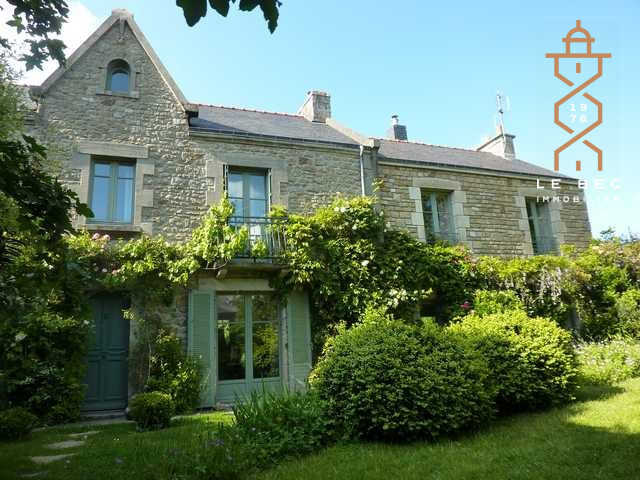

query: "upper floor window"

left=90, top=158, right=135, bottom=223
left=227, top=168, right=269, bottom=220
left=526, top=198, right=555, bottom=254
left=106, top=59, right=130, bottom=93
left=421, top=189, right=456, bottom=244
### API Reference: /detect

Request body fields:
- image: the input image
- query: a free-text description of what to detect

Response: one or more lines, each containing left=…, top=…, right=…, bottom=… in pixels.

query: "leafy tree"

left=2, top=142, right=87, bottom=265
left=0, top=56, right=23, bottom=137
left=0, top=0, right=282, bottom=74
left=0, top=0, right=68, bottom=70
left=176, top=0, right=282, bottom=32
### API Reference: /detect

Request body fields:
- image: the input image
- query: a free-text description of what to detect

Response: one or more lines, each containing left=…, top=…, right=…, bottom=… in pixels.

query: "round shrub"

left=448, top=310, right=577, bottom=412
left=0, top=407, right=38, bottom=440
left=128, top=391, right=174, bottom=430
left=310, top=308, right=495, bottom=441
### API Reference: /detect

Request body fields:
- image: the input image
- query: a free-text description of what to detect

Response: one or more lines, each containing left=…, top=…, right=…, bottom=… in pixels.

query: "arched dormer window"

left=106, top=59, right=130, bottom=93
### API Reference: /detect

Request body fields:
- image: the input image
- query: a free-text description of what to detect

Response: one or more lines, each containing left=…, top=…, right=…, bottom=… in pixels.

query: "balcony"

left=230, top=216, right=288, bottom=262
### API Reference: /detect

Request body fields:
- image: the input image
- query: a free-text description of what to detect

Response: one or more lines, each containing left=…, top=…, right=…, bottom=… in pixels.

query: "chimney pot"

left=297, top=91, right=331, bottom=123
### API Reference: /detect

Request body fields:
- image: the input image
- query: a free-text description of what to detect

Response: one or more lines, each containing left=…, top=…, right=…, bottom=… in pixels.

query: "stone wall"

left=32, top=20, right=205, bottom=241
left=191, top=135, right=362, bottom=215
left=377, top=161, right=591, bottom=257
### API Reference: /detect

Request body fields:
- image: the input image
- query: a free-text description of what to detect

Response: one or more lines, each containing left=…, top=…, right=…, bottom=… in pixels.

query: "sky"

left=2, top=0, right=639, bottom=237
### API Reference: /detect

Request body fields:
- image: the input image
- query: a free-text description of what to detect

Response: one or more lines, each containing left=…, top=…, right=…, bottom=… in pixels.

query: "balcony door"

left=216, top=293, right=282, bottom=402
left=227, top=168, right=269, bottom=240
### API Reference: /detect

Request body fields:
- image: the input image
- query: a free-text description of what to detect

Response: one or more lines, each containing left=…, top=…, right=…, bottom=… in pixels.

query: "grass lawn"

left=0, top=411, right=233, bottom=480
left=255, top=378, right=640, bottom=480
left=2, top=379, right=640, bottom=480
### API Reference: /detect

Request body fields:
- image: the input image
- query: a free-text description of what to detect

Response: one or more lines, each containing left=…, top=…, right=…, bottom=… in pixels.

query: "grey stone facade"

left=24, top=8, right=594, bottom=408
left=377, top=163, right=591, bottom=257
left=29, top=8, right=591, bottom=257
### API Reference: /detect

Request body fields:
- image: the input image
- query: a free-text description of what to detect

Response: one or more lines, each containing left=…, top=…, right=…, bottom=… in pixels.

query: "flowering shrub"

left=576, top=337, right=640, bottom=385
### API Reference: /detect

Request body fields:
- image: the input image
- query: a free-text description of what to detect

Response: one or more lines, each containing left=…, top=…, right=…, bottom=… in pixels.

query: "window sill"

left=96, top=89, right=139, bottom=99
left=84, top=223, right=142, bottom=233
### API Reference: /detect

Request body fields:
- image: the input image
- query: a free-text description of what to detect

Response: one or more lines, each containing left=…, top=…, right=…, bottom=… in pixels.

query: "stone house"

left=26, top=9, right=590, bottom=412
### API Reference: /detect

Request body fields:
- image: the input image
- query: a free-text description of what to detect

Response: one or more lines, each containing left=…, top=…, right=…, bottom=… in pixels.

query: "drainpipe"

left=359, top=145, right=366, bottom=196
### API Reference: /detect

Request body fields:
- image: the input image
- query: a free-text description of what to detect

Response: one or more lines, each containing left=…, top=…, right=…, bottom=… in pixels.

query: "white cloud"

left=0, top=0, right=101, bottom=85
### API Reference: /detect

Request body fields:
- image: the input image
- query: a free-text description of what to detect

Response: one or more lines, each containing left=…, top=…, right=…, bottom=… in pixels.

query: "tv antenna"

left=495, top=90, right=510, bottom=136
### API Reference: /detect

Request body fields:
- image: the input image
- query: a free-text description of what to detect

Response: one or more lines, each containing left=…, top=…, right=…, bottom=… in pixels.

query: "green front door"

left=216, top=293, right=282, bottom=402
left=83, top=294, right=129, bottom=411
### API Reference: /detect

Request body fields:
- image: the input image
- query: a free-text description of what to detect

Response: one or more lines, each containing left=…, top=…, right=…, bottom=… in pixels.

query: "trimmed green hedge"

left=310, top=308, right=495, bottom=441
left=449, top=311, right=578, bottom=412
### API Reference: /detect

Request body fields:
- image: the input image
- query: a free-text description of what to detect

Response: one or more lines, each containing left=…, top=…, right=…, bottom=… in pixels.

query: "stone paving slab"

left=30, top=454, right=75, bottom=465
left=20, top=472, right=47, bottom=478
left=68, top=430, right=99, bottom=438
left=46, top=440, right=85, bottom=450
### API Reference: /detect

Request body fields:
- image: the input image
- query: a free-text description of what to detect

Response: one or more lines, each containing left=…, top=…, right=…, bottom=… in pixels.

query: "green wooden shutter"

left=287, top=290, right=312, bottom=391
left=188, top=290, right=215, bottom=407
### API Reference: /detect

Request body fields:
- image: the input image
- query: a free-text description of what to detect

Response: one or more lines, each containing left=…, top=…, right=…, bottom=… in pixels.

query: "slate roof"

left=377, top=139, right=568, bottom=179
left=189, top=105, right=565, bottom=179
left=190, top=105, right=359, bottom=147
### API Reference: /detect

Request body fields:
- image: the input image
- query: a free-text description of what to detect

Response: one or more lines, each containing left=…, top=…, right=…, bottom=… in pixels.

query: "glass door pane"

left=217, top=295, right=246, bottom=381
left=251, top=294, right=280, bottom=379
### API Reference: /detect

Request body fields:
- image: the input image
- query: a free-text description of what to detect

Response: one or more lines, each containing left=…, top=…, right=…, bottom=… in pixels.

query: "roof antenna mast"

left=495, top=90, right=510, bottom=137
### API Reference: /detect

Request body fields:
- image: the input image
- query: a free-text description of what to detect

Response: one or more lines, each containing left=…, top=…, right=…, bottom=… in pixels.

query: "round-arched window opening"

left=106, top=59, right=131, bottom=93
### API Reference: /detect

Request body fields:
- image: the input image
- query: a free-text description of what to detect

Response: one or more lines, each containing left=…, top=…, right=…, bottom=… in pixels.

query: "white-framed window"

left=526, top=198, right=556, bottom=254
left=421, top=189, right=456, bottom=244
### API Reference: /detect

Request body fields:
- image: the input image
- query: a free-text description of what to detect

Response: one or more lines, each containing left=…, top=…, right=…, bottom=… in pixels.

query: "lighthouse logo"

left=546, top=21, right=611, bottom=172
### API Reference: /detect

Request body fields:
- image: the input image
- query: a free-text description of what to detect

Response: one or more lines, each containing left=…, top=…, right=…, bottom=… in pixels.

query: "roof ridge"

left=197, top=103, right=303, bottom=119
left=375, top=137, right=494, bottom=155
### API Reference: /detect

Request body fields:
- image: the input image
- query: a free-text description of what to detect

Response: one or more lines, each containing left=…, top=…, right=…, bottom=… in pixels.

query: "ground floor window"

left=216, top=293, right=280, bottom=383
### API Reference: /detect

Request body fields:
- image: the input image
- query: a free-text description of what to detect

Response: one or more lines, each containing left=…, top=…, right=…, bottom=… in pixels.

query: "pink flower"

left=102, top=234, right=111, bottom=242
left=460, top=301, right=471, bottom=311
left=91, top=233, right=100, bottom=240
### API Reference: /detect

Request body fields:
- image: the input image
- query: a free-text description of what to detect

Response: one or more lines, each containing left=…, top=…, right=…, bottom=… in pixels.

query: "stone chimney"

left=477, top=125, right=516, bottom=160
left=387, top=115, right=408, bottom=141
left=297, top=91, right=331, bottom=123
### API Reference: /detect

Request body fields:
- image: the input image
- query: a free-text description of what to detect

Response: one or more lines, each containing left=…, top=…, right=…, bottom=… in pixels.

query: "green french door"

left=83, top=294, right=129, bottom=411
left=216, top=293, right=282, bottom=402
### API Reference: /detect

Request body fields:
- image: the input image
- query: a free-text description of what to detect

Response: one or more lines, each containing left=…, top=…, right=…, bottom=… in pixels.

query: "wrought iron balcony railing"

left=229, top=216, right=288, bottom=260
